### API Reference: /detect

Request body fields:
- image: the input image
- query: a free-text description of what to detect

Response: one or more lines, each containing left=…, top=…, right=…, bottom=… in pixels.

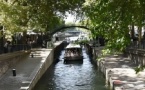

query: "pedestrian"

left=27, top=38, right=32, bottom=49
left=7, top=41, right=11, bottom=52
left=42, top=40, right=46, bottom=48
left=3, top=41, right=9, bottom=53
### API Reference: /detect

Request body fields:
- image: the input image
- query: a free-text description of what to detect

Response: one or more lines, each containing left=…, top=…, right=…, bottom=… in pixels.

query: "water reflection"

left=33, top=49, right=107, bottom=90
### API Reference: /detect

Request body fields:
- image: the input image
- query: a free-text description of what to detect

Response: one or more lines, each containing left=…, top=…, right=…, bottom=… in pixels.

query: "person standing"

left=3, top=41, right=9, bottom=53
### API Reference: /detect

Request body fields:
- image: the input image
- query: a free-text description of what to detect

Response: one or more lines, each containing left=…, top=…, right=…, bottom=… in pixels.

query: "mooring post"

left=31, top=54, right=34, bottom=58
left=12, top=69, right=16, bottom=76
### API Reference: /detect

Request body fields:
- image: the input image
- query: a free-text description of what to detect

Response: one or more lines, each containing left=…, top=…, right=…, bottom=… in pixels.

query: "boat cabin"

left=64, top=43, right=83, bottom=61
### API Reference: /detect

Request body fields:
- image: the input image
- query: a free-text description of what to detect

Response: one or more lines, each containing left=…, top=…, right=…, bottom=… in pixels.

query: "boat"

left=64, top=43, right=83, bottom=62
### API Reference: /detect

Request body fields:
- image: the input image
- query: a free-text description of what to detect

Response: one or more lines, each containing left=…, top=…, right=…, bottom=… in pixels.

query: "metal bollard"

left=31, top=54, right=34, bottom=58
left=12, top=69, right=16, bottom=76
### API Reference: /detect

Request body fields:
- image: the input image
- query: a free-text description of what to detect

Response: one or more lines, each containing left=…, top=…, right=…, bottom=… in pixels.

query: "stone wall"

left=25, top=41, right=66, bottom=90
left=53, top=41, right=67, bottom=63
left=0, top=51, right=30, bottom=77
left=26, top=49, right=54, bottom=90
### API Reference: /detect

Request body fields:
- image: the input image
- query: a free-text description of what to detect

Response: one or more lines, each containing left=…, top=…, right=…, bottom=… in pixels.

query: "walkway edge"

left=20, top=49, right=54, bottom=90
left=94, top=47, right=139, bottom=90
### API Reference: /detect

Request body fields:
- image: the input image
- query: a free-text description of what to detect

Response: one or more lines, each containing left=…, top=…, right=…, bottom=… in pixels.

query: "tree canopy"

left=0, top=0, right=85, bottom=34
left=0, top=0, right=145, bottom=51
left=82, top=0, right=145, bottom=51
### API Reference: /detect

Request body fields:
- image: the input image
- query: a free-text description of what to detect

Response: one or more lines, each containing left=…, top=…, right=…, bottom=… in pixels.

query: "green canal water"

left=33, top=48, right=108, bottom=90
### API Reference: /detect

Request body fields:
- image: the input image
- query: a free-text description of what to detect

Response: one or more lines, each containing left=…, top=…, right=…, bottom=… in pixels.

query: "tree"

left=0, top=0, right=85, bottom=35
left=82, top=0, right=145, bottom=51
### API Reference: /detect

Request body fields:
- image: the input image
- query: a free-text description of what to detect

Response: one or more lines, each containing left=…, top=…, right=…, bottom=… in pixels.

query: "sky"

left=64, top=14, right=75, bottom=24
left=64, top=12, right=80, bottom=24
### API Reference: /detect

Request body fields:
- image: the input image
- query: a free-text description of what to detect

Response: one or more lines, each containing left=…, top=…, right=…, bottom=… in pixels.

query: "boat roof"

left=66, top=43, right=81, bottom=49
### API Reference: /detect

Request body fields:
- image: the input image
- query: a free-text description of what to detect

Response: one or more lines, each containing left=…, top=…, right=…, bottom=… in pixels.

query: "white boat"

left=64, top=43, right=83, bottom=61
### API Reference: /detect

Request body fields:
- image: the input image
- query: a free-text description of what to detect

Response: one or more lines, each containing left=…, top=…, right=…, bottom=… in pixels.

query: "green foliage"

left=1, top=0, right=145, bottom=52
left=75, top=39, right=89, bottom=45
left=81, top=0, right=145, bottom=71
left=0, top=0, right=85, bottom=35
left=134, top=65, right=145, bottom=74
left=82, top=0, right=145, bottom=52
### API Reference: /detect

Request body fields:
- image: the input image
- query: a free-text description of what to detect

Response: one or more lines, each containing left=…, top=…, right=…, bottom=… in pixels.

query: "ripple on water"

left=33, top=50, right=108, bottom=90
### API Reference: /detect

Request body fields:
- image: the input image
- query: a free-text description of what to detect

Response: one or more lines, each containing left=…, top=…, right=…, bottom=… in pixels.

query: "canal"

left=33, top=48, right=108, bottom=90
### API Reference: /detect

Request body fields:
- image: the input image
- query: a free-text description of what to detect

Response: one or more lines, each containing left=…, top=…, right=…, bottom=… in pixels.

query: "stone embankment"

left=0, top=50, right=30, bottom=77
left=0, top=41, right=65, bottom=90
left=94, top=47, right=145, bottom=90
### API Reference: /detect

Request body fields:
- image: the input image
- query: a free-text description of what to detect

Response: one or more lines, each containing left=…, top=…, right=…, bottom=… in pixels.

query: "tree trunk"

left=131, top=23, right=135, bottom=39
left=138, top=26, right=142, bottom=42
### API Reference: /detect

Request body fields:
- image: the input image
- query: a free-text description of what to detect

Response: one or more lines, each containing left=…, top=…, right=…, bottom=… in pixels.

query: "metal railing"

left=128, top=41, right=145, bottom=49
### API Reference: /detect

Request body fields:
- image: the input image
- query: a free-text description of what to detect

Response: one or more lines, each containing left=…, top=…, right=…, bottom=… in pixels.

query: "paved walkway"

left=0, top=48, right=52, bottom=90
left=96, top=47, right=145, bottom=90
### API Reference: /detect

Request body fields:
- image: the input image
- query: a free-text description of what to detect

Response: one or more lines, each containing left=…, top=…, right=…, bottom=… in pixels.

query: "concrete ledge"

left=0, top=50, right=30, bottom=61
left=0, top=50, right=30, bottom=77
left=20, top=41, right=64, bottom=90
left=19, top=49, right=53, bottom=90
left=92, top=47, right=145, bottom=90
left=96, top=54, right=145, bottom=90
left=0, top=41, right=66, bottom=90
